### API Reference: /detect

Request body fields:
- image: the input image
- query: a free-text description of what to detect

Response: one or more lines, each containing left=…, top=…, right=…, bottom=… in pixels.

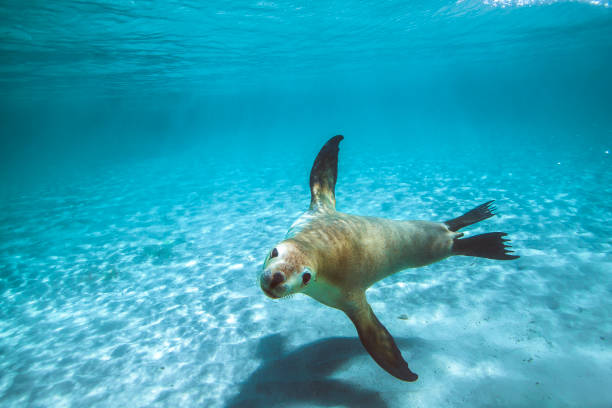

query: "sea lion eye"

left=302, top=272, right=311, bottom=285
left=270, top=248, right=278, bottom=259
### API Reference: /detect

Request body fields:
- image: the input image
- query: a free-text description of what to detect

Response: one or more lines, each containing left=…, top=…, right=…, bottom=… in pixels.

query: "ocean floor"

left=0, top=146, right=611, bottom=408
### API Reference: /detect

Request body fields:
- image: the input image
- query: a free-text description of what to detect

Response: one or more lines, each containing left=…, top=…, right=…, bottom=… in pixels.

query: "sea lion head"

left=259, top=240, right=315, bottom=299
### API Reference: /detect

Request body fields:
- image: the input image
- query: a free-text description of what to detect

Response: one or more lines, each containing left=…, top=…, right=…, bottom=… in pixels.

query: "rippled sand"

left=1, top=149, right=610, bottom=407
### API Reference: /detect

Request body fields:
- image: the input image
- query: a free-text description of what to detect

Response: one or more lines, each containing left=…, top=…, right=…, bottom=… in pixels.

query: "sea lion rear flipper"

left=309, top=135, right=343, bottom=211
left=346, top=302, right=418, bottom=382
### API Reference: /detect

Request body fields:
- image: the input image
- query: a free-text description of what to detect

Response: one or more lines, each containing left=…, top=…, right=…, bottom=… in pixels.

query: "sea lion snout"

left=266, top=272, right=286, bottom=288
left=260, top=270, right=287, bottom=298
left=272, top=272, right=285, bottom=287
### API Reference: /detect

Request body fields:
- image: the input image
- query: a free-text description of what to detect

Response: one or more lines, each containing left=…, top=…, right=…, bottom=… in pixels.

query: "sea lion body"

left=289, top=212, right=460, bottom=303
left=259, top=135, right=518, bottom=382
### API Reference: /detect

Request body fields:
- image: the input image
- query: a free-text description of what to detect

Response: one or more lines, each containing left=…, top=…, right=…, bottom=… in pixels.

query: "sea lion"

left=259, top=135, right=519, bottom=382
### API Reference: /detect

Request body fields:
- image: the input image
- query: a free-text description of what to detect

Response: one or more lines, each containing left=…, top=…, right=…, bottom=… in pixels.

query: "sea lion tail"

left=444, top=200, right=496, bottom=232
left=452, top=232, right=519, bottom=260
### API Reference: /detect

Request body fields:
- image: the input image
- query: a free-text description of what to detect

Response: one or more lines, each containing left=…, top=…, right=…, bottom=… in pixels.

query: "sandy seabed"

left=1, top=148, right=610, bottom=408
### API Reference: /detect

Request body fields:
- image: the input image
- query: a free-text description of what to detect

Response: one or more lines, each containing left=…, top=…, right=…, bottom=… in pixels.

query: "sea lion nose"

left=261, top=271, right=286, bottom=289
left=269, top=272, right=285, bottom=288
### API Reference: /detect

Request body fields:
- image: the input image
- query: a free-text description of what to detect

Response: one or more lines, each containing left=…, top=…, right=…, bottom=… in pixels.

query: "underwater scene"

left=1, top=1, right=611, bottom=407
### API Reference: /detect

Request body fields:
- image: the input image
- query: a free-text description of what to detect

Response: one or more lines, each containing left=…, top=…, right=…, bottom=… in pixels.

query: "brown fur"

left=261, top=136, right=456, bottom=382
left=288, top=212, right=457, bottom=293
left=261, top=210, right=457, bottom=382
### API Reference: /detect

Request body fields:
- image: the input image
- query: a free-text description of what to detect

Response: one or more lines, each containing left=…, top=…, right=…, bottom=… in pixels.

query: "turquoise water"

left=1, top=1, right=611, bottom=407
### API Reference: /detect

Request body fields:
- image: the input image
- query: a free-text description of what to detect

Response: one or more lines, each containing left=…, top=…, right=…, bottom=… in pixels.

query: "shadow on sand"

left=225, top=334, right=424, bottom=408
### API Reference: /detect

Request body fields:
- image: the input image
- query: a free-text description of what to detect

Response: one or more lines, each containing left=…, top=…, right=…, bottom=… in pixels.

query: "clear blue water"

left=1, top=1, right=611, bottom=407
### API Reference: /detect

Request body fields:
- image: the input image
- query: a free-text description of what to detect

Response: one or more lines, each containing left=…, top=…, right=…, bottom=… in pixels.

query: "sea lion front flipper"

left=346, top=301, right=418, bottom=382
left=309, top=135, right=343, bottom=211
